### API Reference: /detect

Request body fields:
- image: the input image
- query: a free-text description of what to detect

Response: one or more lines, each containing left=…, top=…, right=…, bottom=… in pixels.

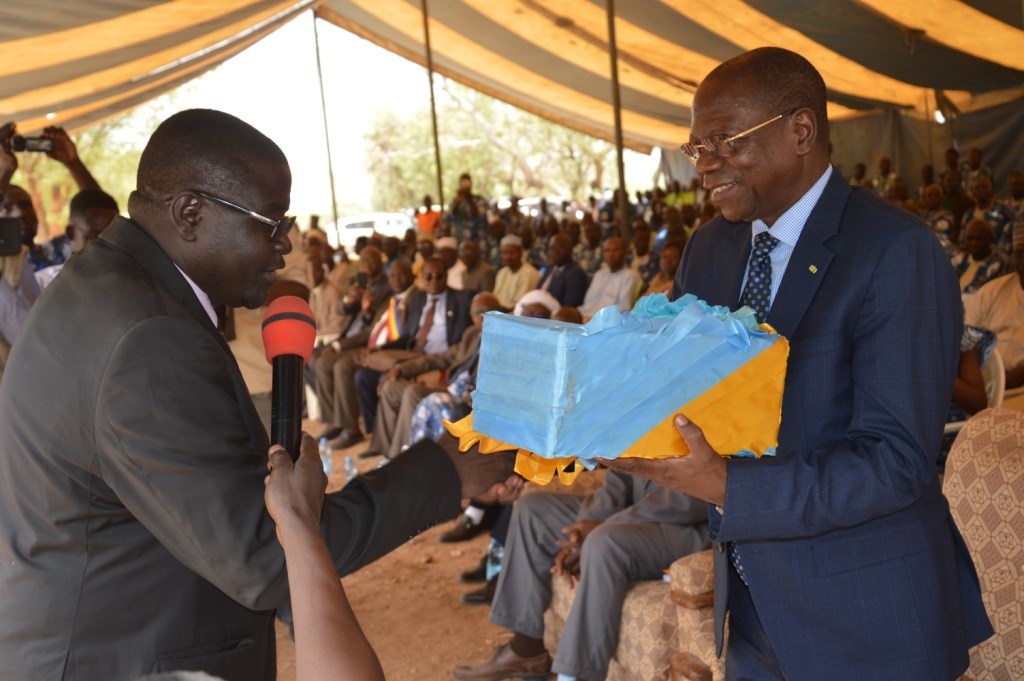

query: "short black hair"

left=135, top=109, right=286, bottom=200
left=69, top=189, right=118, bottom=218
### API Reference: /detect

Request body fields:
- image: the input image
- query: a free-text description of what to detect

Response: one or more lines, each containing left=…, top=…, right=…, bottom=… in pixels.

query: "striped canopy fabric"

left=0, top=0, right=1021, bottom=153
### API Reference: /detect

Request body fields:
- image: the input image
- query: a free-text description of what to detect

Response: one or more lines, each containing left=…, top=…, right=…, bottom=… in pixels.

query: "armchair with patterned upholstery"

left=669, top=549, right=724, bottom=681
left=943, top=407, right=1024, bottom=680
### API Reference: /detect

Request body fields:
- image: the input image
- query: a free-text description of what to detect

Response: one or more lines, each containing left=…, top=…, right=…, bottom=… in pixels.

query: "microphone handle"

left=271, top=354, right=305, bottom=461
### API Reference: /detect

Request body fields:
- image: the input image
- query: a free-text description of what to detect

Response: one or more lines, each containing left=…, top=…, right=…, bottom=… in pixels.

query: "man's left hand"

left=598, top=414, right=727, bottom=506
left=436, top=432, right=523, bottom=505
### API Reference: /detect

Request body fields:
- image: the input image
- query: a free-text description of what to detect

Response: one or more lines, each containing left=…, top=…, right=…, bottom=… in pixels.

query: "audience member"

left=435, top=235, right=462, bottom=288
left=644, top=242, right=683, bottom=297
left=492, top=234, right=540, bottom=310
left=537, top=233, right=588, bottom=308
left=964, top=224, right=1024, bottom=389
left=34, top=188, right=119, bottom=288
left=920, top=182, right=956, bottom=253
left=961, top=147, right=993, bottom=191
left=446, top=172, right=483, bottom=242
left=960, top=175, right=1015, bottom=255
left=871, top=155, right=897, bottom=197
left=312, top=246, right=390, bottom=444
left=1004, top=170, right=1024, bottom=216
left=578, top=236, right=639, bottom=320
left=847, top=161, right=865, bottom=187
left=513, top=288, right=560, bottom=319
left=457, top=239, right=495, bottom=293
left=942, top=169, right=976, bottom=239
left=416, top=194, right=441, bottom=235
left=552, top=305, right=583, bottom=324
left=574, top=218, right=603, bottom=277
left=952, top=219, right=1010, bottom=293
left=452, top=471, right=709, bottom=681
left=381, top=235, right=410, bottom=274
left=626, top=218, right=652, bottom=277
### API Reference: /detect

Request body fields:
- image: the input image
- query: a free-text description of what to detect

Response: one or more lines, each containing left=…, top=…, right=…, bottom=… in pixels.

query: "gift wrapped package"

left=447, top=294, right=788, bottom=484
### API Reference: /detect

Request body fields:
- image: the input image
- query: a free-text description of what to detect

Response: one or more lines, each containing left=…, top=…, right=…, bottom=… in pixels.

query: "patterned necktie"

left=739, top=231, right=780, bottom=323
left=415, top=297, right=438, bottom=351
left=730, top=230, right=778, bottom=587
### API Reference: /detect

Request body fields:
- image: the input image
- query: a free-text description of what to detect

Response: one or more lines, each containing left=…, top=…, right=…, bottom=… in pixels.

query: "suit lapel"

left=766, top=172, right=848, bottom=338
left=711, top=222, right=753, bottom=308
left=100, top=218, right=267, bottom=443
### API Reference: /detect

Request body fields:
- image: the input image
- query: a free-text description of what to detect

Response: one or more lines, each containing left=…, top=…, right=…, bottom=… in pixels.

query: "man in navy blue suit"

left=602, top=47, right=992, bottom=680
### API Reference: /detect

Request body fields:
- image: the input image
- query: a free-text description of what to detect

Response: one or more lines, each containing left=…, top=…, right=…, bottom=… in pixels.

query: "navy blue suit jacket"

left=674, top=170, right=991, bottom=680
left=536, top=261, right=589, bottom=308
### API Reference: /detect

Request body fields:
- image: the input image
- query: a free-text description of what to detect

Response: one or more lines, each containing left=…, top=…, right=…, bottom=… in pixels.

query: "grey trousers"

left=369, top=379, right=436, bottom=458
left=490, top=492, right=704, bottom=681
left=312, top=345, right=362, bottom=433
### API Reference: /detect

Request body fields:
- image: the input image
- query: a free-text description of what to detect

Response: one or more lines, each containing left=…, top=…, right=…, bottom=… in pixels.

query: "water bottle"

left=485, top=538, right=504, bottom=581
left=318, top=437, right=332, bottom=475
left=344, top=455, right=359, bottom=482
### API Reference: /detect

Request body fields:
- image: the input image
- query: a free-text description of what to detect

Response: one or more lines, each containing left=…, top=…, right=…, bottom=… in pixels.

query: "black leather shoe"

left=439, top=514, right=486, bottom=543
left=460, top=576, right=496, bottom=605
left=329, top=430, right=364, bottom=451
left=317, top=426, right=343, bottom=441
left=357, top=448, right=380, bottom=459
left=459, top=555, right=488, bottom=583
left=452, top=643, right=551, bottom=681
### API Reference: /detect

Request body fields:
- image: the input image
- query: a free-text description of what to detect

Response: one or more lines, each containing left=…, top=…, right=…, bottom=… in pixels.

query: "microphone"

left=262, top=296, right=317, bottom=461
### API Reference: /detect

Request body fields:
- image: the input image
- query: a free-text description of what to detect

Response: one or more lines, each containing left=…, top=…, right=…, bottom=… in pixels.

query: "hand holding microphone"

left=261, top=296, right=317, bottom=461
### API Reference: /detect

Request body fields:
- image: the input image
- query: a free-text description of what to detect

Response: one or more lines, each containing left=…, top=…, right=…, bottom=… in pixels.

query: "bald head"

left=701, top=47, right=830, bottom=152
left=130, top=109, right=289, bottom=218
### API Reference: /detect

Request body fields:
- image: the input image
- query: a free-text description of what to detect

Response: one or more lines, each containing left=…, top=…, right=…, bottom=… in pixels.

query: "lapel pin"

left=808, top=265, right=818, bottom=274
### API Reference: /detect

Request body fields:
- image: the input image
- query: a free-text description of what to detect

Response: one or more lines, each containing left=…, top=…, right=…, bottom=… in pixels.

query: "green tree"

left=364, top=80, right=617, bottom=211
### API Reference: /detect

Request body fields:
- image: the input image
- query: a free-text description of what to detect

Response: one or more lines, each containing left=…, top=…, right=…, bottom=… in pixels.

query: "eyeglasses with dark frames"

left=680, top=109, right=797, bottom=163
left=192, top=189, right=296, bottom=241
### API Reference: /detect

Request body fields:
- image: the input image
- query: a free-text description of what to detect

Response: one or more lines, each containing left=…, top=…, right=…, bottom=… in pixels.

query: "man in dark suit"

left=352, top=256, right=474, bottom=443
left=536, top=232, right=589, bottom=308
left=368, top=291, right=500, bottom=460
left=601, top=48, right=991, bottom=680
left=0, top=109, right=516, bottom=681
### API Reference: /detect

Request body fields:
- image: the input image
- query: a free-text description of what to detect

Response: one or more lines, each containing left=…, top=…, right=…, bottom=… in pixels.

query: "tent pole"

left=421, top=0, right=445, bottom=210
left=312, top=12, right=340, bottom=244
left=605, top=0, right=630, bottom=244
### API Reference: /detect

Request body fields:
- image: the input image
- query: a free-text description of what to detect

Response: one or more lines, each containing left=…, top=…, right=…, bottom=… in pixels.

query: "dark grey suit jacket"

left=0, top=218, right=462, bottom=680
left=674, top=170, right=991, bottom=680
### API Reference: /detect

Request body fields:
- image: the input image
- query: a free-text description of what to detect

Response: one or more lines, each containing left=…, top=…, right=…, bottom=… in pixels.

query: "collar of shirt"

left=174, top=264, right=218, bottom=328
left=745, top=165, right=833, bottom=303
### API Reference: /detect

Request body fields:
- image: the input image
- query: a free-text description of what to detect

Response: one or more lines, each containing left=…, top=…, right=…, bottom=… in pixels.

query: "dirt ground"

left=274, top=432, right=510, bottom=681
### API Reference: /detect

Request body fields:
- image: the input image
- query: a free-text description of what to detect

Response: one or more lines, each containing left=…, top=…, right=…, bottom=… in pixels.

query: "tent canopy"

left=0, top=1, right=1021, bottom=154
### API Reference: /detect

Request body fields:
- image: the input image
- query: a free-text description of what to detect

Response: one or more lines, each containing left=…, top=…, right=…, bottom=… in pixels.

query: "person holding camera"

left=445, top=172, right=483, bottom=242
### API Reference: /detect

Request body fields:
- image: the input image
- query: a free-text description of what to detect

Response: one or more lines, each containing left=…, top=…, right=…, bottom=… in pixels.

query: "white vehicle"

left=326, top=212, right=415, bottom=252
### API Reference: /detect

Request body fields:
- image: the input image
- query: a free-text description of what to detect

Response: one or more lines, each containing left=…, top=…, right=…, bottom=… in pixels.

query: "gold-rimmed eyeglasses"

left=192, top=189, right=295, bottom=241
left=681, top=109, right=796, bottom=163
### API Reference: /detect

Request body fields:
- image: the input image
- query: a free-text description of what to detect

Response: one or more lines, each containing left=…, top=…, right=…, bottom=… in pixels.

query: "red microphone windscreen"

left=261, top=296, right=317, bottom=363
